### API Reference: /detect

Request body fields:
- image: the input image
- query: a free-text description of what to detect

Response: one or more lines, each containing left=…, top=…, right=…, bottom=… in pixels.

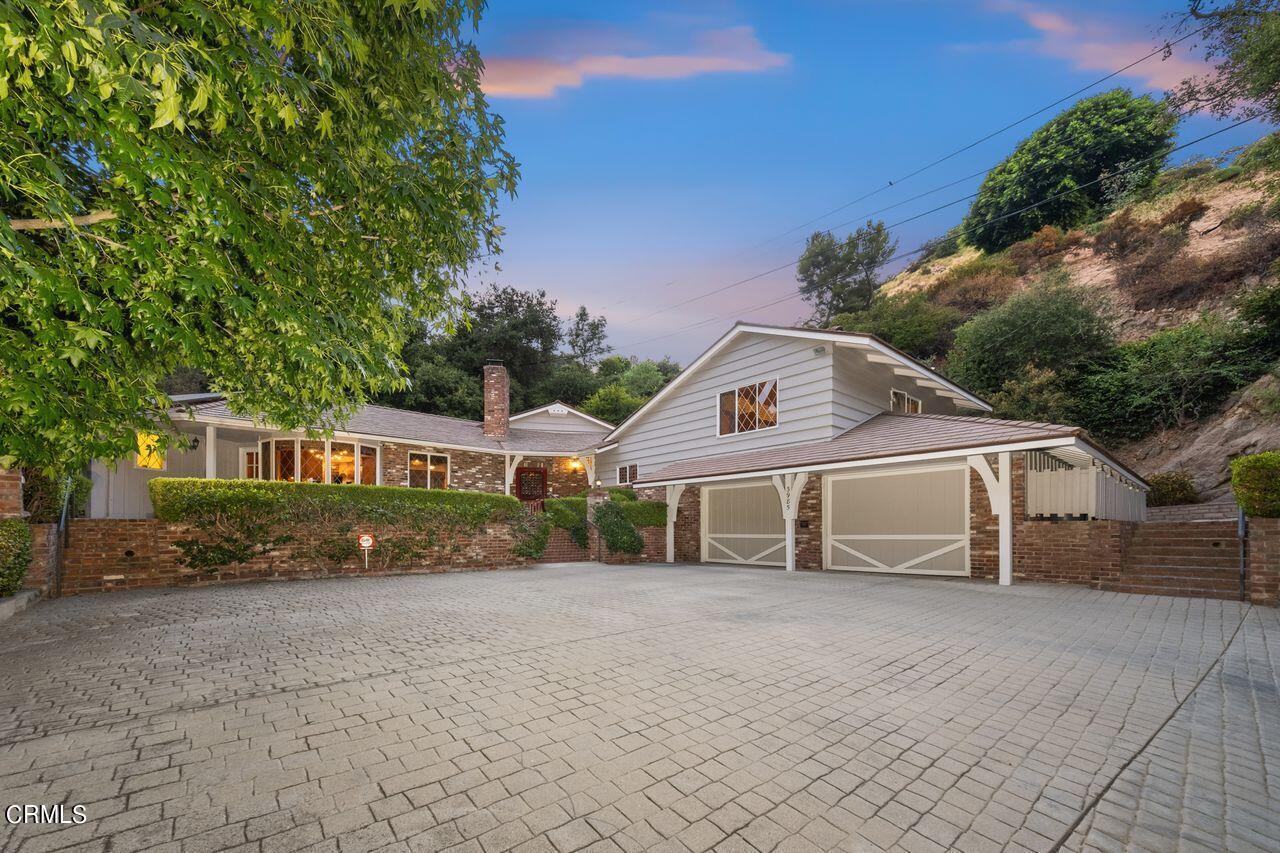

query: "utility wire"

left=613, top=115, right=1258, bottom=351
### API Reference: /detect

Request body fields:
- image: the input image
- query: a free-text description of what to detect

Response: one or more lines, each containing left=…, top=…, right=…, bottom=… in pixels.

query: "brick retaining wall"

left=1249, top=518, right=1280, bottom=606
left=538, top=527, right=590, bottom=563
left=594, top=525, right=666, bottom=565
left=59, top=518, right=531, bottom=595
left=26, top=522, right=58, bottom=593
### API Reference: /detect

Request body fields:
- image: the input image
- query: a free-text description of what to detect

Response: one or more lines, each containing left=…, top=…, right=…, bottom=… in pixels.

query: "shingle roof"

left=635, top=413, right=1082, bottom=484
left=176, top=399, right=606, bottom=455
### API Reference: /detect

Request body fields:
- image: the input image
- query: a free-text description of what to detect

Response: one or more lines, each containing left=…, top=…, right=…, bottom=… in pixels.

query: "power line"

left=612, top=116, right=1258, bottom=352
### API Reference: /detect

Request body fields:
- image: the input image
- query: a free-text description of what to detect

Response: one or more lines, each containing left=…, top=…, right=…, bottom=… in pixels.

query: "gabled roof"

left=597, top=322, right=992, bottom=446
left=509, top=401, right=614, bottom=430
left=634, top=412, right=1146, bottom=487
left=174, top=398, right=605, bottom=455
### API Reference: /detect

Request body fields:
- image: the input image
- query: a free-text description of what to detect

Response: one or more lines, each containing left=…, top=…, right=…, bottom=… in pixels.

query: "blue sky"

left=470, top=0, right=1270, bottom=363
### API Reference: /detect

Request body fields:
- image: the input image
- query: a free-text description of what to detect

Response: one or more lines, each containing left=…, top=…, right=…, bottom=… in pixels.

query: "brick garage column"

left=1249, top=518, right=1280, bottom=606
left=673, top=486, right=701, bottom=563
left=0, top=467, right=24, bottom=519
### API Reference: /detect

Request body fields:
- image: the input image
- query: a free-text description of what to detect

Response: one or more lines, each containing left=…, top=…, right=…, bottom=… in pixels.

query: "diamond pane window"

left=409, top=452, right=449, bottom=489
left=359, top=446, right=378, bottom=485
left=330, top=442, right=356, bottom=484
left=274, top=441, right=296, bottom=482
left=300, top=441, right=325, bottom=483
left=718, top=380, right=779, bottom=436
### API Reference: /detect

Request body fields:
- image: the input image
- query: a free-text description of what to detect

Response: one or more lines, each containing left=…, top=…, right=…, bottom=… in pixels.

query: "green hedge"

left=0, top=519, right=31, bottom=597
left=147, top=479, right=538, bottom=570
left=544, top=497, right=589, bottom=548
left=620, top=500, right=667, bottom=528
left=1232, top=452, right=1280, bottom=518
left=1146, top=471, right=1198, bottom=507
left=592, top=501, right=644, bottom=554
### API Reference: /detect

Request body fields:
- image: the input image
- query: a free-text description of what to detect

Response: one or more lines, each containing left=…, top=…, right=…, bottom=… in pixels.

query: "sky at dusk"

left=468, top=0, right=1273, bottom=363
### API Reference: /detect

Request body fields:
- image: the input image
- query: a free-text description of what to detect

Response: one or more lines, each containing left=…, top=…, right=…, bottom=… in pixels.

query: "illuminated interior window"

left=718, top=379, right=778, bottom=436
left=890, top=389, right=922, bottom=414
left=135, top=433, right=166, bottom=470
left=359, top=445, right=378, bottom=485
left=330, top=442, right=356, bottom=484
left=409, top=452, right=449, bottom=489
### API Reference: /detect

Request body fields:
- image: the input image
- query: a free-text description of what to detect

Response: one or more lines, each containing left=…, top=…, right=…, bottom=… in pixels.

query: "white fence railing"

left=1026, top=466, right=1145, bottom=521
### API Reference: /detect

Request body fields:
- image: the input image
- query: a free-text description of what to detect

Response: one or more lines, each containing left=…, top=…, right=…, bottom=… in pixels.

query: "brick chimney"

left=483, top=362, right=510, bottom=437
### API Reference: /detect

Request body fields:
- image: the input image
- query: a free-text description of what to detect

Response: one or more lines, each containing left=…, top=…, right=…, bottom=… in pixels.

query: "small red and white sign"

left=358, top=533, right=375, bottom=550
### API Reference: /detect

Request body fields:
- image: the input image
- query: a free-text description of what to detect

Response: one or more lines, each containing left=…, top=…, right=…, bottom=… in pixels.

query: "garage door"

left=702, top=482, right=785, bottom=566
left=825, top=466, right=969, bottom=575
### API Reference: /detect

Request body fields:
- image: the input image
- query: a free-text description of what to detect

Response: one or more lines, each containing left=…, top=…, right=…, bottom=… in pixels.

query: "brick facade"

left=795, top=477, right=823, bottom=571
left=57, top=518, right=532, bottom=595
left=26, top=522, right=58, bottom=593
left=519, top=456, right=590, bottom=499
left=377, top=443, right=586, bottom=498
left=483, top=364, right=510, bottom=437
left=673, top=486, right=701, bottom=563
left=1249, top=518, right=1280, bottom=606
left=0, top=467, right=23, bottom=519
left=539, top=528, right=590, bottom=563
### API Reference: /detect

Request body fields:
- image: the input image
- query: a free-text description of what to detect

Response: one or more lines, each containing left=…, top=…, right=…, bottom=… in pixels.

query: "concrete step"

left=1123, top=552, right=1239, bottom=566
left=1101, top=582, right=1242, bottom=601
left=1121, top=564, right=1241, bottom=579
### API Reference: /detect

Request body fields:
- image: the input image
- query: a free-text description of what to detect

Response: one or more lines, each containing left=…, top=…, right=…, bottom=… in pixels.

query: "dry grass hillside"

left=881, top=162, right=1280, bottom=500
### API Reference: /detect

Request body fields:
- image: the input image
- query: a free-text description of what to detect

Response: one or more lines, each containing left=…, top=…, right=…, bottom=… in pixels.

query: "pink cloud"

left=483, top=26, right=788, bottom=99
left=981, top=0, right=1211, bottom=91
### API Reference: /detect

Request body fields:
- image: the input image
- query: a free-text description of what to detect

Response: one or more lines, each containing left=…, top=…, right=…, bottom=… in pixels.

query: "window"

left=718, top=379, right=778, bottom=436
left=409, top=452, right=449, bottom=489
left=299, top=440, right=325, bottom=483
left=359, top=445, right=378, bottom=485
left=240, top=448, right=260, bottom=480
left=134, top=433, right=166, bottom=470
left=617, top=464, right=638, bottom=484
left=890, top=389, right=922, bottom=414
left=329, top=442, right=356, bottom=484
left=259, top=441, right=273, bottom=480
left=274, top=440, right=297, bottom=482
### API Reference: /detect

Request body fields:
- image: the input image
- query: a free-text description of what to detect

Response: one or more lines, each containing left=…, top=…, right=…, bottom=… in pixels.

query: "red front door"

left=514, top=467, right=548, bottom=510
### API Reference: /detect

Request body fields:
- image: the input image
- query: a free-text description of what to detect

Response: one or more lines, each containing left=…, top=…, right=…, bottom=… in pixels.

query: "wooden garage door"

left=702, top=482, right=785, bottom=566
left=825, top=467, right=969, bottom=575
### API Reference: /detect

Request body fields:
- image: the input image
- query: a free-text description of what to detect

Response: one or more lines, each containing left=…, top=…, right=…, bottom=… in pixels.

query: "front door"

left=515, top=466, right=547, bottom=510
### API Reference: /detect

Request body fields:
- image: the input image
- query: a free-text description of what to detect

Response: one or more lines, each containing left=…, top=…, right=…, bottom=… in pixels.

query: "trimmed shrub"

left=0, top=519, right=31, bottom=596
left=545, top=497, right=589, bottom=548
left=592, top=501, right=644, bottom=554
left=148, top=479, right=529, bottom=571
left=605, top=486, right=637, bottom=502
left=620, top=500, right=667, bottom=528
left=1231, top=451, right=1280, bottom=518
left=22, top=471, right=90, bottom=523
left=1146, top=471, right=1199, bottom=507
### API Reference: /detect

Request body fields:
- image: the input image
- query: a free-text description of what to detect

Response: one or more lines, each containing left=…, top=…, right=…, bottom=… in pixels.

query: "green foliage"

left=833, top=292, right=963, bottom=360
left=0, top=519, right=30, bottom=596
left=988, top=367, right=1075, bottom=424
left=532, top=363, right=603, bottom=410
left=1234, top=131, right=1280, bottom=172
left=947, top=278, right=1115, bottom=397
left=604, top=487, right=637, bottom=502
left=1146, top=471, right=1200, bottom=507
left=0, top=0, right=516, bottom=474
left=797, top=221, right=898, bottom=324
left=1077, top=317, right=1269, bottom=441
left=1231, top=451, right=1280, bottom=517
left=592, top=500, right=644, bottom=554
left=962, top=90, right=1178, bottom=252
left=544, top=497, right=589, bottom=548
left=581, top=383, right=645, bottom=425
left=148, top=479, right=526, bottom=572
left=928, top=254, right=1021, bottom=315
left=21, top=470, right=90, bottom=523
left=565, top=306, right=610, bottom=367
left=908, top=227, right=964, bottom=271
left=1171, top=2, right=1280, bottom=125
left=619, top=500, right=667, bottom=528
left=509, top=510, right=551, bottom=560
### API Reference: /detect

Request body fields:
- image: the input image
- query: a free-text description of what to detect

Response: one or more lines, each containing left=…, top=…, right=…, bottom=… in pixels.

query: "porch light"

left=569, top=457, right=583, bottom=470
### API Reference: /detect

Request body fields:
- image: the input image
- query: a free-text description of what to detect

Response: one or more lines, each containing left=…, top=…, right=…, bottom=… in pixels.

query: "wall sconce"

left=568, top=457, right=583, bottom=471
left=190, top=437, right=200, bottom=450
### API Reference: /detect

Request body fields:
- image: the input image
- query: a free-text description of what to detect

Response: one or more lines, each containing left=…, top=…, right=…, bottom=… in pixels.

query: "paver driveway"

left=1, top=564, right=1277, bottom=853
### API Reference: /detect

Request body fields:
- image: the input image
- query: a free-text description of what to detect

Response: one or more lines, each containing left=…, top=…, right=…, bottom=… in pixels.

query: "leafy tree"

left=533, top=361, right=602, bottom=408
left=621, top=361, right=666, bottom=397
left=376, top=351, right=482, bottom=420
left=0, top=0, right=515, bottom=473
left=988, top=367, right=1076, bottom=424
left=580, top=383, right=645, bottom=425
left=1172, top=1, right=1280, bottom=123
left=833, top=292, right=963, bottom=360
left=947, top=277, right=1115, bottom=397
left=565, top=306, right=610, bottom=367
left=797, top=221, right=898, bottom=324
left=652, top=357, right=683, bottom=385
left=597, top=355, right=631, bottom=381
left=961, top=90, right=1177, bottom=252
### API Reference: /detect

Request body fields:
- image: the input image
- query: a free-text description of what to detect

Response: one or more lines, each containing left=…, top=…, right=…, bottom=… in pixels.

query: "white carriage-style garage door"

left=702, top=482, right=786, bottom=567
left=824, top=466, right=969, bottom=575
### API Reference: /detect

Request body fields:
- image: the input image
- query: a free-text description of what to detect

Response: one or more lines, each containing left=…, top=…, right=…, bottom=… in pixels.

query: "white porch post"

left=969, top=452, right=1014, bottom=586
left=504, top=454, right=524, bottom=496
left=204, top=424, right=217, bottom=479
left=665, top=484, right=686, bottom=563
left=583, top=455, right=596, bottom=487
left=771, top=473, right=809, bottom=572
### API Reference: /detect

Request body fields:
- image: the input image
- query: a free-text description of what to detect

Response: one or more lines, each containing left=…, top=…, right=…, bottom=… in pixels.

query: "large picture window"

left=718, top=379, right=778, bottom=437
left=330, top=442, right=356, bottom=484
left=359, top=445, right=379, bottom=485
left=409, top=452, right=449, bottom=489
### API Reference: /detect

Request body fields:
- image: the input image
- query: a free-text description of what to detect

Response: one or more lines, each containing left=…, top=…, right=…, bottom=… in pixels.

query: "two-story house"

left=591, top=323, right=1146, bottom=585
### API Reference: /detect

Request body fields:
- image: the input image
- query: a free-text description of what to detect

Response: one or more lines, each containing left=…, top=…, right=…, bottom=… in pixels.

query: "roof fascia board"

left=634, top=436, right=1078, bottom=487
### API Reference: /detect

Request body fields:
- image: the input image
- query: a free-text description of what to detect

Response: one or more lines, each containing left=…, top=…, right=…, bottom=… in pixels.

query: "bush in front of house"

left=592, top=501, right=645, bottom=555
left=22, top=470, right=91, bottom=523
left=545, top=497, right=589, bottom=548
left=1231, top=452, right=1280, bottom=518
left=619, top=499, right=667, bottom=528
left=148, top=478, right=537, bottom=571
left=0, top=519, right=31, bottom=596
left=1146, top=471, right=1199, bottom=507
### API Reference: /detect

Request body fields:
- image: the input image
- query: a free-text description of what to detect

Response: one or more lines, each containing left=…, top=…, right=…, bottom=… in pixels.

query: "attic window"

left=890, top=389, right=922, bottom=414
left=718, top=379, right=778, bottom=437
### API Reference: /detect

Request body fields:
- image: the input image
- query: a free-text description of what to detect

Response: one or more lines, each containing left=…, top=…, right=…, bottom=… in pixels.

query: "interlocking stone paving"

left=0, top=564, right=1276, bottom=853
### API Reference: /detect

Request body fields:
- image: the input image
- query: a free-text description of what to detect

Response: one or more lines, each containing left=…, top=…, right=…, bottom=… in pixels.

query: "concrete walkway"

left=0, top=564, right=1276, bottom=852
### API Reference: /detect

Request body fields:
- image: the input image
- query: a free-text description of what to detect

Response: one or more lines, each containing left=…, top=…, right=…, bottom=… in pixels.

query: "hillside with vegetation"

left=854, top=134, right=1280, bottom=501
